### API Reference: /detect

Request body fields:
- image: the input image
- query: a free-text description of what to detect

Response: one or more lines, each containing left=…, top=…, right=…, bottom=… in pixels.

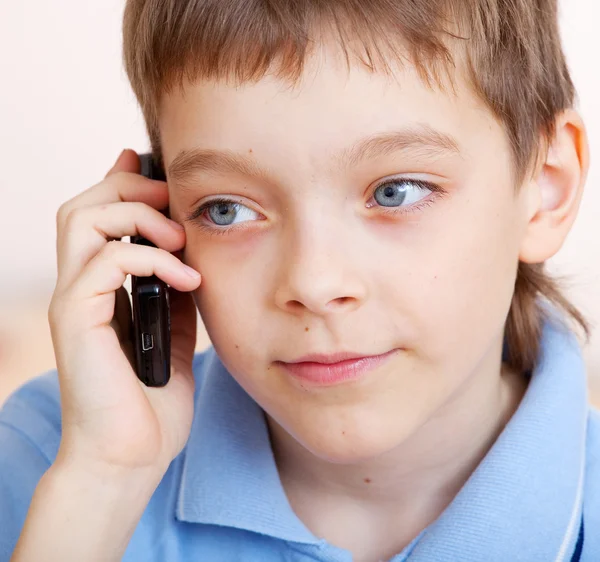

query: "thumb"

left=105, top=148, right=141, bottom=178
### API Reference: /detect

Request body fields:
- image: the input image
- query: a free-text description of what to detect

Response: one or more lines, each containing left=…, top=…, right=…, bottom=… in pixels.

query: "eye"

left=188, top=197, right=261, bottom=228
left=187, top=177, right=443, bottom=234
left=367, top=178, right=436, bottom=210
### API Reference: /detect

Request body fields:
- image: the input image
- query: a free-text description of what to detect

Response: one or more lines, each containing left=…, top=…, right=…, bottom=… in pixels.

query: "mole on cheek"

left=364, top=478, right=372, bottom=484
left=305, top=327, right=310, bottom=332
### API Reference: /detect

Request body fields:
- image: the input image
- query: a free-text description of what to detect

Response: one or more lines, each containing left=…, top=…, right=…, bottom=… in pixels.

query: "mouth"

left=275, top=348, right=399, bottom=387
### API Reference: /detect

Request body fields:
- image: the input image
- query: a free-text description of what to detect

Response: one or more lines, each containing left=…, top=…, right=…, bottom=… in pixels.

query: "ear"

left=519, top=109, right=589, bottom=263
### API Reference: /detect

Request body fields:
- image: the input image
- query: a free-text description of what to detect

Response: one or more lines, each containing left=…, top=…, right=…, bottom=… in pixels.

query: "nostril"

left=327, top=296, right=354, bottom=309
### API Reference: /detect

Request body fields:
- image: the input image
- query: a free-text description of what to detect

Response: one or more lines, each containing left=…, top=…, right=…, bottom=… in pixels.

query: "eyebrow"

left=168, top=123, right=461, bottom=189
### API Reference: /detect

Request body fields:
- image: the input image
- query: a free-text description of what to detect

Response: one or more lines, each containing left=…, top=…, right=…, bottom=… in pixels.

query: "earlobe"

left=518, top=109, right=589, bottom=264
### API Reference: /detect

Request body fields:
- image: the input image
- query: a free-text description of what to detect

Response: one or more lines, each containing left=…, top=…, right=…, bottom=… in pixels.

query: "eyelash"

left=187, top=178, right=445, bottom=236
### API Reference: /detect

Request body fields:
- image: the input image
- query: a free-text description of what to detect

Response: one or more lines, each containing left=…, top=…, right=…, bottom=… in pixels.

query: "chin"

left=294, top=422, right=407, bottom=465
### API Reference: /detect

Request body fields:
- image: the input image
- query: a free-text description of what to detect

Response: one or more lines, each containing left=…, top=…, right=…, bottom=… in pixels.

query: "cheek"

left=187, top=243, right=270, bottom=373
left=194, top=271, right=254, bottom=341
left=405, top=183, right=521, bottom=367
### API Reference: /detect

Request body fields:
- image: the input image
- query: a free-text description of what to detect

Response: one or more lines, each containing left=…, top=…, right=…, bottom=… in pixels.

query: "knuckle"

left=48, top=297, right=79, bottom=335
left=47, top=300, right=57, bottom=323
left=103, top=170, right=128, bottom=191
left=126, top=201, right=148, bottom=220
left=109, top=170, right=127, bottom=181
left=56, top=201, right=73, bottom=228
left=48, top=296, right=66, bottom=325
left=131, top=201, right=147, bottom=213
left=62, top=206, right=86, bottom=231
left=153, top=245, right=169, bottom=260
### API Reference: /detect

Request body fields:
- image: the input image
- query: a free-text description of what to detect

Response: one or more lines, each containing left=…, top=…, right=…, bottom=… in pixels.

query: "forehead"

left=158, top=41, right=506, bottom=173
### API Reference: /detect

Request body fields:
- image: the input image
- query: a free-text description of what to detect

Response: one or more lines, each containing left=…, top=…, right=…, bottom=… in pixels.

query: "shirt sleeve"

left=0, top=371, right=61, bottom=561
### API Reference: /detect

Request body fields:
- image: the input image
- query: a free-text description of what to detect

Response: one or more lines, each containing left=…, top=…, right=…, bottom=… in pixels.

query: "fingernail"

left=182, top=264, right=201, bottom=278
left=116, top=149, right=127, bottom=163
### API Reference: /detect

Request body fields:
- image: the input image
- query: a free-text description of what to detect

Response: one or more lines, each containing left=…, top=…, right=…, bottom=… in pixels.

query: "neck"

left=266, top=345, right=529, bottom=559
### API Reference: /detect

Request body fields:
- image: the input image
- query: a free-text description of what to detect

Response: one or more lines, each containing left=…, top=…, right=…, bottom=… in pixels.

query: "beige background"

left=0, top=1, right=599, bottom=405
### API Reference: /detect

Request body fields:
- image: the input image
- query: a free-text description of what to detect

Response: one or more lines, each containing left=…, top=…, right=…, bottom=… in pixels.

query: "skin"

left=158, top=40, right=588, bottom=561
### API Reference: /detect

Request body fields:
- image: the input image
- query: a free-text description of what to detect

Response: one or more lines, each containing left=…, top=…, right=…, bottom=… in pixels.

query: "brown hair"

left=122, top=0, right=591, bottom=374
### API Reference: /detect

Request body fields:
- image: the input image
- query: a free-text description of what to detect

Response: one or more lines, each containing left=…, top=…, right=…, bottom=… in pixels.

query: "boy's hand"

left=48, top=149, right=201, bottom=479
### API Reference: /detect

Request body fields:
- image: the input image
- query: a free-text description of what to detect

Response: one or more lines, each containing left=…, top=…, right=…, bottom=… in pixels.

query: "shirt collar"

left=175, top=348, right=318, bottom=544
left=175, top=313, right=589, bottom=559
left=409, top=313, right=589, bottom=561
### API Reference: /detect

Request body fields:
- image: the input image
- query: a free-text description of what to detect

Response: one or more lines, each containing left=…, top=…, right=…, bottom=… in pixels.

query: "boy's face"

left=159, top=45, right=532, bottom=462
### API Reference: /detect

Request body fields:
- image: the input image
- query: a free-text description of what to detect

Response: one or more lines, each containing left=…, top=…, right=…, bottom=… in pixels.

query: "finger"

left=105, top=149, right=141, bottom=179
left=55, top=168, right=171, bottom=280
left=56, top=149, right=166, bottom=237
left=56, top=201, right=185, bottom=289
left=66, top=242, right=200, bottom=328
left=56, top=171, right=170, bottom=237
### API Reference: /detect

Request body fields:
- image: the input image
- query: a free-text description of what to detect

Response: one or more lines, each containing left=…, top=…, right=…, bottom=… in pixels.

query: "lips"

left=285, top=351, right=380, bottom=365
left=276, top=348, right=398, bottom=386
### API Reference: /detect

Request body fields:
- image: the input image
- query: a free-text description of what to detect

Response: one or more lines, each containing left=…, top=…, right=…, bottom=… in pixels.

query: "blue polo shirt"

left=1, top=314, right=599, bottom=561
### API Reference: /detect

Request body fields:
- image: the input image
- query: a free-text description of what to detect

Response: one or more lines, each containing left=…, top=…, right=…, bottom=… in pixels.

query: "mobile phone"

left=130, top=152, right=171, bottom=387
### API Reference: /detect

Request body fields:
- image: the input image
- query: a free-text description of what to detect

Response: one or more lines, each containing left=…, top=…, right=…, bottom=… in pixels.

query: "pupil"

left=209, top=201, right=238, bottom=225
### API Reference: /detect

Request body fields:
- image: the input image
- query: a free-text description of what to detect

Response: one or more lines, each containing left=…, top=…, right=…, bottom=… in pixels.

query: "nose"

left=273, top=216, right=367, bottom=317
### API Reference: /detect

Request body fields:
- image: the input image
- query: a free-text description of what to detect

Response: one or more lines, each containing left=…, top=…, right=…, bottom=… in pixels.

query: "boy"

left=1, top=0, right=598, bottom=560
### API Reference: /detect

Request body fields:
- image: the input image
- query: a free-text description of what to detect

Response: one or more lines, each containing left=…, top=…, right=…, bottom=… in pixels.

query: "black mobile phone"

left=130, top=152, right=171, bottom=387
